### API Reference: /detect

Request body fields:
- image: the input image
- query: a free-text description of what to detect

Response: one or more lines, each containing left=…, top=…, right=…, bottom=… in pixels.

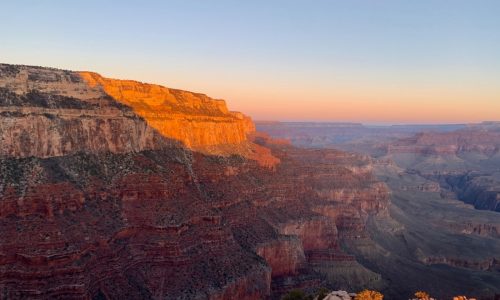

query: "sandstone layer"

left=0, top=64, right=388, bottom=299
left=0, top=64, right=255, bottom=158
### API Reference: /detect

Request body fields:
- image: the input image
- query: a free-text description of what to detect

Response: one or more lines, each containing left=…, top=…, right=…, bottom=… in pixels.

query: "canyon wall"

left=0, top=64, right=388, bottom=299
left=78, top=71, right=255, bottom=151
left=0, top=64, right=255, bottom=158
left=257, top=121, right=500, bottom=298
left=383, top=126, right=500, bottom=213
left=432, top=172, right=500, bottom=212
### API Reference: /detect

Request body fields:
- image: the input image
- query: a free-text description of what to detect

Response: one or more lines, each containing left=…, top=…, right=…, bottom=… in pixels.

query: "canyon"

left=386, top=128, right=500, bottom=213
left=1, top=64, right=499, bottom=299
left=258, top=121, right=500, bottom=213
left=0, top=64, right=389, bottom=299
left=258, top=121, right=500, bottom=299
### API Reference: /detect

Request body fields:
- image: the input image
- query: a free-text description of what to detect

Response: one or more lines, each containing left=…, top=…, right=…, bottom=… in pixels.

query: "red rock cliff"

left=0, top=64, right=388, bottom=299
left=78, top=71, right=255, bottom=151
left=0, top=64, right=255, bottom=158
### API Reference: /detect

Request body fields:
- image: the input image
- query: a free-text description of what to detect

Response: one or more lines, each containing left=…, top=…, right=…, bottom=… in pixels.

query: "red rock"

left=0, top=64, right=389, bottom=299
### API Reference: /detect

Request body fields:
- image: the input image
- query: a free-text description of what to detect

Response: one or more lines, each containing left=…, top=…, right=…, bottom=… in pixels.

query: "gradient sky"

left=1, top=0, right=499, bottom=124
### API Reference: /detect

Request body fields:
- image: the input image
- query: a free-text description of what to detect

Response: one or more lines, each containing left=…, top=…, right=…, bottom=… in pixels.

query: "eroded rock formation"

left=257, top=119, right=500, bottom=298
left=382, top=126, right=500, bottom=212
left=0, top=64, right=388, bottom=299
left=78, top=71, right=255, bottom=151
left=0, top=64, right=256, bottom=158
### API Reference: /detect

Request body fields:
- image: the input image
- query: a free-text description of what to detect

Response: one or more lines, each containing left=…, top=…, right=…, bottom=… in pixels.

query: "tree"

left=355, top=290, right=384, bottom=300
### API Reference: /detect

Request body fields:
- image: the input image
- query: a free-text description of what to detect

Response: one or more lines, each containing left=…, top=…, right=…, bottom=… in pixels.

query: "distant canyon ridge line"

left=0, top=64, right=499, bottom=299
left=256, top=121, right=500, bottom=212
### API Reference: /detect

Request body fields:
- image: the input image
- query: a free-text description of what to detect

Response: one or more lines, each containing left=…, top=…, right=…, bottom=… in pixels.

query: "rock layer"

left=0, top=64, right=255, bottom=158
left=0, top=64, right=388, bottom=299
left=78, top=71, right=255, bottom=151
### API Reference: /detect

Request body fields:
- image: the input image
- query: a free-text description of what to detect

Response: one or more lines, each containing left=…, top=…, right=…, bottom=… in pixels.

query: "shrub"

left=355, top=290, right=384, bottom=300
left=414, top=291, right=430, bottom=300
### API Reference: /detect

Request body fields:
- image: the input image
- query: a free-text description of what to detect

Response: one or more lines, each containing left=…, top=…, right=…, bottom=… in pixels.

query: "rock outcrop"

left=0, top=64, right=255, bottom=158
left=323, top=290, right=357, bottom=300
left=78, top=71, right=255, bottom=151
left=0, top=64, right=388, bottom=299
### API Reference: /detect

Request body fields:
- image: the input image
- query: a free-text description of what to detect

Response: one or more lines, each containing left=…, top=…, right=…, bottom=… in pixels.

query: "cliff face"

left=0, top=64, right=388, bottom=299
left=0, top=64, right=255, bottom=158
left=78, top=71, right=255, bottom=151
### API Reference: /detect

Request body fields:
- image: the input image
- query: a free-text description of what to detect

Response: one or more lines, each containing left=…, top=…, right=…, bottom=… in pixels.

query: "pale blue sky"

left=1, top=1, right=499, bottom=123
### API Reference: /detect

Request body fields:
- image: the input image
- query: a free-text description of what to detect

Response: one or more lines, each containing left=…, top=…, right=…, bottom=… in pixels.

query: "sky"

left=1, top=0, right=499, bottom=124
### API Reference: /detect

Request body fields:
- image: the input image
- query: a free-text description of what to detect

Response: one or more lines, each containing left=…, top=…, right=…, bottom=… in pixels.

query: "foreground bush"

left=414, top=291, right=431, bottom=300
left=355, top=290, right=384, bottom=300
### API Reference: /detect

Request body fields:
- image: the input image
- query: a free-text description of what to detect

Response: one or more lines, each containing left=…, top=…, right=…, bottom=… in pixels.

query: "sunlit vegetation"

left=414, top=291, right=431, bottom=300
left=354, top=290, right=384, bottom=300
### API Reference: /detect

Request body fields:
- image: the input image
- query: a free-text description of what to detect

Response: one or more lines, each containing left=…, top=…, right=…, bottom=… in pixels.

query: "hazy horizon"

left=2, top=0, right=499, bottom=123
left=253, top=119, right=500, bottom=126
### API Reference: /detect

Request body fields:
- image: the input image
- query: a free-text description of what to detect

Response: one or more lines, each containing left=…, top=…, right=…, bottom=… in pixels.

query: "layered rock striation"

left=0, top=64, right=255, bottom=158
left=78, top=71, right=255, bottom=151
left=0, top=64, right=388, bottom=299
left=258, top=120, right=500, bottom=298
